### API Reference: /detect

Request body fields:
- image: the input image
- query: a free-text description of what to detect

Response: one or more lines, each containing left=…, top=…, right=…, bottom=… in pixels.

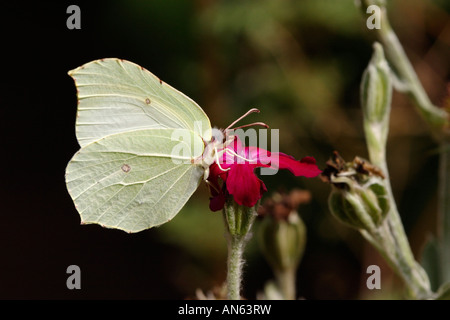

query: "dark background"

left=0, top=1, right=449, bottom=299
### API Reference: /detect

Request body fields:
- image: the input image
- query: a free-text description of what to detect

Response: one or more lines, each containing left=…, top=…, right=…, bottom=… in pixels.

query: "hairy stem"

left=362, top=134, right=432, bottom=298
left=223, top=201, right=257, bottom=300
left=226, top=235, right=245, bottom=300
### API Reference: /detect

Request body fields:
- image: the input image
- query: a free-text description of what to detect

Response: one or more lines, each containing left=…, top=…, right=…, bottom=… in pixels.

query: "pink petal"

left=209, top=193, right=226, bottom=211
left=246, top=147, right=321, bottom=178
left=218, top=135, right=246, bottom=167
left=226, top=164, right=266, bottom=207
left=209, top=163, right=228, bottom=182
left=279, top=154, right=322, bottom=177
left=207, top=163, right=227, bottom=211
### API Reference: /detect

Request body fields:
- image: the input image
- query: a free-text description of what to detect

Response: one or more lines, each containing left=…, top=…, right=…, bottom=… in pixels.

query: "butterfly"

left=65, top=58, right=220, bottom=233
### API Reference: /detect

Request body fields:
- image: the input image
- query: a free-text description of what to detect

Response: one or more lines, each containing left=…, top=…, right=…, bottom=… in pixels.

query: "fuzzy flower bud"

left=361, top=42, right=392, bottom=125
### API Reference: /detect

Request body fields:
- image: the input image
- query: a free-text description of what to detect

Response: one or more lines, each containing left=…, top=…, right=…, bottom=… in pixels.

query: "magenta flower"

left=207, top=137, right=322, bottom=211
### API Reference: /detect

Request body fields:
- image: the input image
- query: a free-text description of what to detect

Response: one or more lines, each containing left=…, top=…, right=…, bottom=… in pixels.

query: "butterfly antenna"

left=230, top=122, right=269, bottom=130
left=225, top=108, right=260, bottom=130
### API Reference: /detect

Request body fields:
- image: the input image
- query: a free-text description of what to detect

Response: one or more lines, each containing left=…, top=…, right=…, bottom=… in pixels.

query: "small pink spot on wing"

left=121, top=164, right=131, bottom=173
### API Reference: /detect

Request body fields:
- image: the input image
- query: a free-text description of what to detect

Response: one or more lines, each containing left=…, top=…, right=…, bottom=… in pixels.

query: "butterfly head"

left=198, top=108, right=269, bottom=181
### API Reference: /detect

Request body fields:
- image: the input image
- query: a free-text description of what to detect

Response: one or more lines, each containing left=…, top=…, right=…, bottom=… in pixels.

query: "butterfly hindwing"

left=65, top=128, right=205, bottom=233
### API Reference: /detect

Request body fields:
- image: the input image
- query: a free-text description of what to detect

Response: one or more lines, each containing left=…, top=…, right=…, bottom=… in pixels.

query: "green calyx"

left=223, top=198, right=258, bottom=238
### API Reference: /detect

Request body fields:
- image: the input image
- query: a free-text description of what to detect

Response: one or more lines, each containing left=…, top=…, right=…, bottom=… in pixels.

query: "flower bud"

left=257, top=190, right=309, bottom=272
left=259, top=212, right=306, bottom=272
left=360, top=42, right=392, bottom=125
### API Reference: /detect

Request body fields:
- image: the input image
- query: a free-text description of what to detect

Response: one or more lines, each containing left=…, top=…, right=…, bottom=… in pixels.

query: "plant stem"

left=357, top=0, right=450, bottom=298
left=274, top=268, right=296, bottom=300
left=226, top=235, right=245, bottom=300
left=375, top=2, right=450, bottom=292
left=222, top=201, right=258, bottom=300
left=360, top=0, right=448, bottom=133
left=361, top=202, right=432, bottom=298
left=365, top=114, right=432, bottom=298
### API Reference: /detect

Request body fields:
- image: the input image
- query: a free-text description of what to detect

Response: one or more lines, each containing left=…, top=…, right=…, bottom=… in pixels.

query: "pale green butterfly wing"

left=65, top=128, right=205, bottom=233
left=69, top=58, right=212, bottom=147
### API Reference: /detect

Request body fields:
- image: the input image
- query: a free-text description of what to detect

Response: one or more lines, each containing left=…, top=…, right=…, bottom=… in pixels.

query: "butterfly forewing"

left=69, top=58, right=212, bottom=147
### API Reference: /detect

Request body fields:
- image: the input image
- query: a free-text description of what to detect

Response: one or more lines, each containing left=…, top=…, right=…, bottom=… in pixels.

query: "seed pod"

left=328, top=176, right=389, bottom=232
left=258, top=211, right=306, bottom=272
